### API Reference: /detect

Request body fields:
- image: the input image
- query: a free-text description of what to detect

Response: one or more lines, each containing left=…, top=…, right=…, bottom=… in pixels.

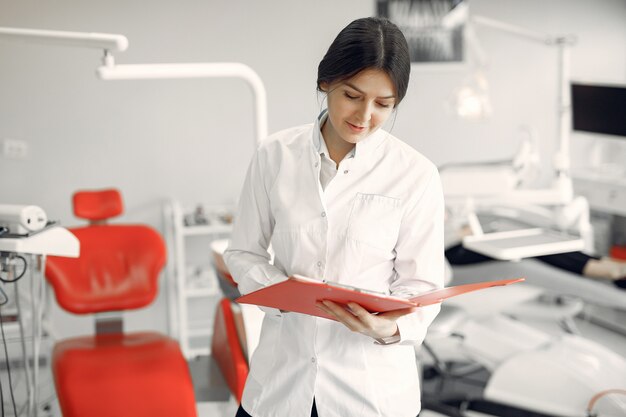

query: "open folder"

left=236, top=275, right=524, bottom=321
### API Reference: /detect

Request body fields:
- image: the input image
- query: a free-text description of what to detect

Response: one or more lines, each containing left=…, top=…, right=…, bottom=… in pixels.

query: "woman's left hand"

left=315, top=300, right=416, bottom=340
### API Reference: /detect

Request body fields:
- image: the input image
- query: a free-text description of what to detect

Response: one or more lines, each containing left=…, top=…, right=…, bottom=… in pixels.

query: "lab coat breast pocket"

left=346, top=193, right=402, bottom=252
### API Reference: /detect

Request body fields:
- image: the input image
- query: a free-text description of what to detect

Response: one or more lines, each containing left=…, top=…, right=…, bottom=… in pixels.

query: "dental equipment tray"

left=462, top=228, right=585, bottom=261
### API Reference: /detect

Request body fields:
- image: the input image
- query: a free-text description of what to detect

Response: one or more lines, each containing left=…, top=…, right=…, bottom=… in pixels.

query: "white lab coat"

left=224, top=112, right=444, bottom=417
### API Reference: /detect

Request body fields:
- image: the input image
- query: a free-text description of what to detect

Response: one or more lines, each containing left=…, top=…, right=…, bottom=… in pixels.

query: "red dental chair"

left=45, top=189, right=197, bottom=417
left=209, top=240, right=249, bottom=403
left=211, top=298, right=248, bottom=403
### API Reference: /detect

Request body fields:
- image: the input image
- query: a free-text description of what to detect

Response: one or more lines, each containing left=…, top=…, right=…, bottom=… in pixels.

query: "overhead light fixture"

left=442, top=3, right=576, bottom=179
left=0, top=26, right=268, bottom=144
left=0, top=26, right=128, bottom=51
left=450, top=69, right=492, bottom=120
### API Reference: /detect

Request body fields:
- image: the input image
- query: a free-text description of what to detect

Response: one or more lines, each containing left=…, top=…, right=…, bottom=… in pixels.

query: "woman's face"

left=322, top=68, right=397, bottom=145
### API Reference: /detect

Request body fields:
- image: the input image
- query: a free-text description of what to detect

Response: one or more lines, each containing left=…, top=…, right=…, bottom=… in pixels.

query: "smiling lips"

left=347, top=122, right=366, bottom=133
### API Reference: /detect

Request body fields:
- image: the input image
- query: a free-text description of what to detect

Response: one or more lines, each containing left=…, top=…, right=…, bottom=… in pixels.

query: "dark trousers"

left=236, top=399, right=318, bottom=417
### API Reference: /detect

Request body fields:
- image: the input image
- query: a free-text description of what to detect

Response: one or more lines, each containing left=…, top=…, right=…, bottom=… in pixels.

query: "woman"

left=224, top=16, right=444, bottom=417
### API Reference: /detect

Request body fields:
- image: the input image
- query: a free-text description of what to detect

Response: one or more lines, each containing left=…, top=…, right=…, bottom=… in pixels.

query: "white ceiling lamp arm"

left=0, top=27, right=268, bottom=145
left=470, top=16, right=577, bottom=178
left=0, top=26, right=128, bottom=52
left=444, top=3, right=577, bottom=178
left=471, top=15, right=554, bottom=45
left=555, top=38, right=574, bottom=177
left=97, top=63, right=268, bottom=143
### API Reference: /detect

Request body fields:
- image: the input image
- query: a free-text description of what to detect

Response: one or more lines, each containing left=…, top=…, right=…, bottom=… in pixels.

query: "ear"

left=319, top=81, right=330, bottom=93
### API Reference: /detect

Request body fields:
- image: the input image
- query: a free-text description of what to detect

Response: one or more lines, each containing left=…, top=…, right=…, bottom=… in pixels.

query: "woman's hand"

left=315, top=300, right=416, bottom=340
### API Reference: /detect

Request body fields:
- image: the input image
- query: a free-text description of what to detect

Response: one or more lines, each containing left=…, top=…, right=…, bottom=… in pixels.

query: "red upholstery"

left=73, top=188, right=123, bottom=221
left=44, top=189, right=197, bottom=417
left=46, top=225, right=165, bottom=314
left=212, top=248, right=238, bottom=287
left=611, top=245, right=626, bottom=260
left=211, top=299, right=248, bottom=402
left=53, top=332, right=196, bottom=417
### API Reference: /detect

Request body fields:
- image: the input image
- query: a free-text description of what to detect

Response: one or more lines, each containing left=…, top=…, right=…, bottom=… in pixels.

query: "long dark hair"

left=317, top=17, right=411, bottom=106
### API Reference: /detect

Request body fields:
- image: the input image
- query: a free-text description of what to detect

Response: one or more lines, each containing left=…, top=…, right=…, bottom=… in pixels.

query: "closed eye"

left=344, top=92, right=359, bottom=100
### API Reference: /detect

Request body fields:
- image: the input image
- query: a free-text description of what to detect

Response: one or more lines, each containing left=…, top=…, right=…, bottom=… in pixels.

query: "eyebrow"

left=344, top=82, right=396, bottom=100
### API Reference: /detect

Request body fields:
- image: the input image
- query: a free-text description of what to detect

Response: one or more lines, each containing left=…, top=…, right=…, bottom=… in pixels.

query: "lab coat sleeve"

left=224, top=146, right=288, bottom=317
left=390, top=168, right=445, bottom=345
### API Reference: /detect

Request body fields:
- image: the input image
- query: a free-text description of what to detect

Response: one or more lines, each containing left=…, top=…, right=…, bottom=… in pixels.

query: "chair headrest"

left=73, top=189, right=123, bottom=221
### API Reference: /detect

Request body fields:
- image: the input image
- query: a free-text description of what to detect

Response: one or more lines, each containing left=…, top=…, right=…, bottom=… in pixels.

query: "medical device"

left=0, top=223, right=79, bottom=417
left=442, top=131, right=593, bottom=259
left=0, top=204, right=48, bottom=235
left=421, top=303, right=626, bottom=417
left=420, top=263, right=626, bottom=417
left=0, top=251, right=28, bottom=283
left=439, top=3, right=595, bottom=259
left=0, top=27, right=267, bottom=145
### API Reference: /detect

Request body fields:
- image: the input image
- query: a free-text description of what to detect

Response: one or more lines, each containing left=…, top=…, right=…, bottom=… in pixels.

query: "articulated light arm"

left=0, top=26, right=268, bottom=144
left=0, top=27, right=128, bottom=52
left=97, top=63, right=268, bottom=143
left=472, top=16, right=559, bottom=45
left=443, top=4, right=577, bottom=176
left=470, top=16, right=577, bottom=177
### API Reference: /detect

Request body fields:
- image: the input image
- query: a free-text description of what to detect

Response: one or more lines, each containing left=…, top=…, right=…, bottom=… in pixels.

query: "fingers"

left=345, top=301, right=370, bottom=318
left=316, top=300, right=415, bottom=339
left=316, top=300, right=364, bottom=332
left=378, top=307, right=417, bottom=320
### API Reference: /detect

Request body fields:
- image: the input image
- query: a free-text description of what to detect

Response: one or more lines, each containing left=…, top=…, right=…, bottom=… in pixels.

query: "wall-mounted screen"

left=571, top=83, right=626, bottom=138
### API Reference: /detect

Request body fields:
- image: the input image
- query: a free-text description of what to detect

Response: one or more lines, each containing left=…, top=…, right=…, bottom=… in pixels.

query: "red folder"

left=236, top=275, right=524, bottom=321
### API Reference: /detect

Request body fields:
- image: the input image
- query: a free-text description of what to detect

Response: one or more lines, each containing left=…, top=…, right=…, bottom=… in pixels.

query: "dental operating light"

left=437, top=4, right=593, bottom=258
left=441, top=2, right=576, bottom=178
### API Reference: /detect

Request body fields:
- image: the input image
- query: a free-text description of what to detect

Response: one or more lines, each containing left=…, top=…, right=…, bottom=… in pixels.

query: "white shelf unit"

left=163, top=200, right=233, bottom=359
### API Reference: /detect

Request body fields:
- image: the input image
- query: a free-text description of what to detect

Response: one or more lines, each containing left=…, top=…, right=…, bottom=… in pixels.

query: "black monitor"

left=571, top=82, right=626, bottom=138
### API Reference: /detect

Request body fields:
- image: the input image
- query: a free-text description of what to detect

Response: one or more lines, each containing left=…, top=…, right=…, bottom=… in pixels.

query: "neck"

left=321, top=120, right=355, bottom=166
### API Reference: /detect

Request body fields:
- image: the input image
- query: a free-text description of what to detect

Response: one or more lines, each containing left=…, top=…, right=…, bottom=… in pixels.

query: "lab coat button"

left=344, top=170, right=349, bottom=174
left=317, top=261, right=322, bottom=267
left=311, top=357, right=316, bottom=363
left=321, top=211, right=326, bottom=217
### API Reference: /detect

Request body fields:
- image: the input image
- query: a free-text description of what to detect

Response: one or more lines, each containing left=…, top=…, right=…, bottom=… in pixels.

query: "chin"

left=344, top=129, right=374, bottom=143
left=340, top=135, right=362, bottom=145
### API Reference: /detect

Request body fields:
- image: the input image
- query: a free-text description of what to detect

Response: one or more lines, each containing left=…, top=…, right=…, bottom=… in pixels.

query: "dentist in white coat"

left=225, top=16, right=445, bottom=417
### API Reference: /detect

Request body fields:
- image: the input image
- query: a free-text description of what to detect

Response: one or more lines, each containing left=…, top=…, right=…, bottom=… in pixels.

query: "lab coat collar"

left=312, top=109, right=387, bottom=163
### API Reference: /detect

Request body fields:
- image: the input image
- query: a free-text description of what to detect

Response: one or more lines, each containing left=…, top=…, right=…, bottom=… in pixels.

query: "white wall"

left=1, top=0, right=625, bottom=338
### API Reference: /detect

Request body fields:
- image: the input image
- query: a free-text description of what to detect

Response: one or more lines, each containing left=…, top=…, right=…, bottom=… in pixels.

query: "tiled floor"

left=196, top=400, right=239, bottom=417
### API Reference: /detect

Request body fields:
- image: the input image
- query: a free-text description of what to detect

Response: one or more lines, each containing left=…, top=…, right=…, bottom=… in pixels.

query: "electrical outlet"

left=2, top=139, right=28, bottom=159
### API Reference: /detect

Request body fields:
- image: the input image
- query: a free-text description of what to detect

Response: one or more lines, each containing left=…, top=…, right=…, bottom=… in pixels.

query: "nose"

left=355, top=101, right=373, bottom=125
